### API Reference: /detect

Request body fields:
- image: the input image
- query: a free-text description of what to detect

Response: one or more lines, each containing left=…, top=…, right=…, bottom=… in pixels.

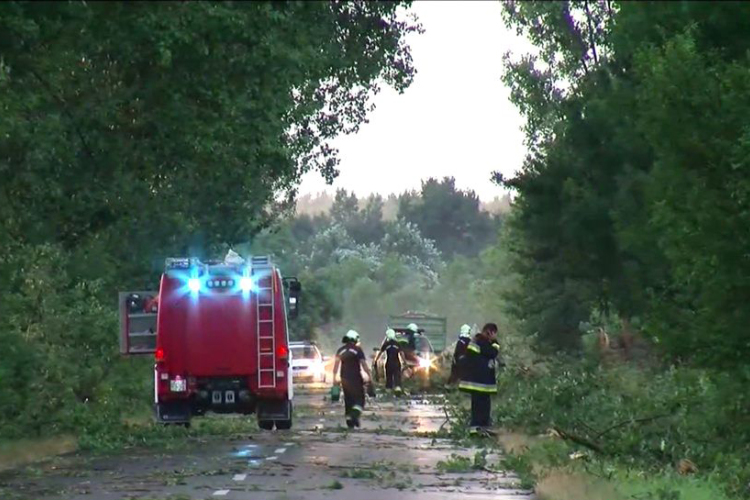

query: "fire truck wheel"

left=275, top=402, right=293, bottom=430
left=258, top=419, right=275, bottom=431
left=275, top=418, right=292, bottom=430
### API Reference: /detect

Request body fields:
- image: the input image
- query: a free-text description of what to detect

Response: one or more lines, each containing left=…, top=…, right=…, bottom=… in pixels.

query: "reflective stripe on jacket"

left=458, top=380, right=497, bottom=393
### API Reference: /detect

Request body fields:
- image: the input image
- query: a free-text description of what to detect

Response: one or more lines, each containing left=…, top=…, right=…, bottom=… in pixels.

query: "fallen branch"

left=575, top=418, right=601, bottom=437
left=552, top=425, right=604, bottom=454
left=594, top=413, right=672, bottom=440
left=432, top=405, right=453, bottom=446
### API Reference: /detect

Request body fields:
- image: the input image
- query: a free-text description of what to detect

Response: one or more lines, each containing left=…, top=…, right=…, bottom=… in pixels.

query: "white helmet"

left=344, top=329, right=360, bottom=342
left=386, top=328, right=396, bottom=340
left=460, top=324, right=472, bottom=338
left=407, top=323, right=419, bottom=333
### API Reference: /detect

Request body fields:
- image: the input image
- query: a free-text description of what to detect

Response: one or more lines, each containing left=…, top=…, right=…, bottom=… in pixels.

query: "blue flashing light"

left=188, top=278, right=201, bottom=292
left=240, top=277, right=254, bottom=292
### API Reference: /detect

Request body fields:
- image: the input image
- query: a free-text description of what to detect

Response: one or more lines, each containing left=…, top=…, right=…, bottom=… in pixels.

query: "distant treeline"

left=296, top=187, right=512, bottom=219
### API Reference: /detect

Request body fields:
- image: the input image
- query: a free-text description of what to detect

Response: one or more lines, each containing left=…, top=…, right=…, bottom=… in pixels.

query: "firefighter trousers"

left=385, top=360, right=402, bottom=389
left=470, top=392, right=492, bottom=428
left=341, top=378, right=365, bottom=424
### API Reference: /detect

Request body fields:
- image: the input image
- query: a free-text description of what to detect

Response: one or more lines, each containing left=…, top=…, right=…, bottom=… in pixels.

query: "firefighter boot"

left=351, top=406, right=363, bottom=427
left=469, top=426, right=493, bottom=438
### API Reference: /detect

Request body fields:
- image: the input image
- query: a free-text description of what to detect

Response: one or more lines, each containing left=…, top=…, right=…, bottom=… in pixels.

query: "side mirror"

left=283, top=277, right=301, bottom=319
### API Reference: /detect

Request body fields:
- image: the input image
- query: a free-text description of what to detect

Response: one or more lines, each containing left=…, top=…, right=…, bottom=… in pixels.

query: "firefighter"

left=332, top=329, right=373, bottom=429
left=447, top=324, right=472, bottom=385
left=402, top=322, right=420, bottom=350
left=374, top=328, right=403, bottom=395
left=458, top=322, right=503, bottom=435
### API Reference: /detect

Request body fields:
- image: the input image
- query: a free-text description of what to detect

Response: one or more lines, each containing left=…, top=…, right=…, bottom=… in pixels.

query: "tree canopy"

left=0, top=0, right=420, bottom=438
left=498, top=0, right=750, bottom=365
left=398, top=177, right=498, bottom=258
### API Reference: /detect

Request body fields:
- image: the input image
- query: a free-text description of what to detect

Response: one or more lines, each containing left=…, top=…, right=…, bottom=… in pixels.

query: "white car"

left=290, top=342, right=327, bottom=383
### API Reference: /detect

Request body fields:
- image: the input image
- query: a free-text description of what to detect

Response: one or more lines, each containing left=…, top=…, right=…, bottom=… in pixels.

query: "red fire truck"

left=119, top=255, right=300, bottom=430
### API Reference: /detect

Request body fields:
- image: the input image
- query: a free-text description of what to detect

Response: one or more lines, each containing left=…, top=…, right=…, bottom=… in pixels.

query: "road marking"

left=266, top=455, right=278, bottom=461
left=274, top=447, right=287, bottom=454
left=284, top=442, right=294, bottom=446
left=319, top=418, right=326, bottom=422
left=233, top=473, right=247, bottom=481
left=213, top=490, right=230, bottom=496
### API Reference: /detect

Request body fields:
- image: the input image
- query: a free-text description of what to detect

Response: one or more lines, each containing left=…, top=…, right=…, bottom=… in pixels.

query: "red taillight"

left=277, top=344, right=288, bottom=359
left=155, top=347, right=165, bottom=362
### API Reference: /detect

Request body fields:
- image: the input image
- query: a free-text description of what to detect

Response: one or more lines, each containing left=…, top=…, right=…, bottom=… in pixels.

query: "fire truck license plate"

left=170, top=379, right=186, bottom=392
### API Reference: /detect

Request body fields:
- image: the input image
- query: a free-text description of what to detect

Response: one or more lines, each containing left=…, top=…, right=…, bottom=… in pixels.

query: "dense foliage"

left=497, top=1, right=750, bottom=366
left=398, top=177, right=498, bottom=257
left=484, top=2, right=750, bottom=497
left=0, top=1, right=420, bottom=439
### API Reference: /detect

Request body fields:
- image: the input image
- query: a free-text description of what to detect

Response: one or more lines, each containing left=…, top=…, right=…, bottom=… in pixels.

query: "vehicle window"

left=291, top=346, right=318, bottom=359
left=414, top=336, right=432, bottom=352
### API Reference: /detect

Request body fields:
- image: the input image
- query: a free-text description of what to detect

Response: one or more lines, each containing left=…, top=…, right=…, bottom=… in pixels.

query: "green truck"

left=388, top=311, right=448, bottom=353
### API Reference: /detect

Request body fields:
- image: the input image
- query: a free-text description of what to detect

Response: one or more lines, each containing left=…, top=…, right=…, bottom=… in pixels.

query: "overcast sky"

left=298, top=0, right=533, bottom=201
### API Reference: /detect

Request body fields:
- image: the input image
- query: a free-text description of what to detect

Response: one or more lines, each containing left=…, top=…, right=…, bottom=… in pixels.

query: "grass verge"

left=0, top=436, right=78, bottom=471
left=495, top=432, right=736, bottom=500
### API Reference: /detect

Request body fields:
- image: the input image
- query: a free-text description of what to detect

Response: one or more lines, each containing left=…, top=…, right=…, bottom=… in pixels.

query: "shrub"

left=494, top=358, right=750, bottom=497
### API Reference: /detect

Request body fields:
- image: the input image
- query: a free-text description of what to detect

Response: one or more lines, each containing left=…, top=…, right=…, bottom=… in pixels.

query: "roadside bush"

left=494, top=358, right=750, bottom=497
left=0, top=244, right=152, bottom=442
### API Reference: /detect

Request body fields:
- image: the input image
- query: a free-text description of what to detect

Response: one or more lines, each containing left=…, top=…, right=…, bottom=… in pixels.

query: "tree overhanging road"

left=0, top=387, right=533, bottom=500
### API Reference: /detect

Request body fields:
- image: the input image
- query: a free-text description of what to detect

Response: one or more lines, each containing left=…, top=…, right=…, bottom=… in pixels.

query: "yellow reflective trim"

left=467, top=344, right=480, bottom=353
left=459, top=381, right=497, bottom=393
left=492, top=343, right=501, bottom=351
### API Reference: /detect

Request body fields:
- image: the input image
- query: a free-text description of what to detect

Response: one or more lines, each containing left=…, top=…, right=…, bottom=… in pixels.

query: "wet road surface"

left=0, top=385, right=534, bottom=500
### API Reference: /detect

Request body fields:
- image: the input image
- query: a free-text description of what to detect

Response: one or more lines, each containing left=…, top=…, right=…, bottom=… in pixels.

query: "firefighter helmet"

left=460, top=324, right=472, bottom=338
left=407, top=323, right=419, bottom=333
left=344, top=329, right=360, bottom=342
left=386, top=328, right=396, bottom=340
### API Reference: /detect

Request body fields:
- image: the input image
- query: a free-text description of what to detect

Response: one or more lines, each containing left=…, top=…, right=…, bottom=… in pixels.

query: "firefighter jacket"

left=458, top=336, right=502, bottom=394
left=380, top=339, right=402, bottom=365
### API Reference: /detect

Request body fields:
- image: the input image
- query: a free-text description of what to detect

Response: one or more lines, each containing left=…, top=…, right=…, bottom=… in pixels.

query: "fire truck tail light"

left=155, top=347, right=165, bottom=362
left=277, top=344, right=288, bottom=359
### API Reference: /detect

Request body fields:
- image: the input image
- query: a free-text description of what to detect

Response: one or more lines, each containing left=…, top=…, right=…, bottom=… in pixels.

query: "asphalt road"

left=0, top=384, right=534, bottom=500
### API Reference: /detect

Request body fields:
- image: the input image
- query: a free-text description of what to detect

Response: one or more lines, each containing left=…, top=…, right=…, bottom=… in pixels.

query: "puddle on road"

left=232, top=447, right=259, bottom=458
